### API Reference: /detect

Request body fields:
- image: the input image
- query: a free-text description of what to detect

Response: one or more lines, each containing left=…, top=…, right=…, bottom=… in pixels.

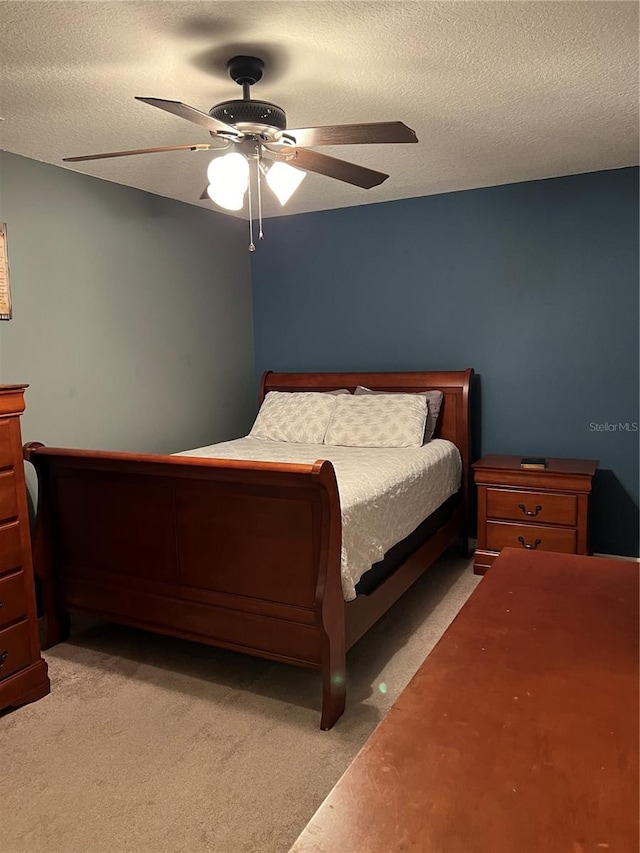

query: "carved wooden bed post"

left=312, top=460, right=346, bottom=730
left=24, top=441, right=71, bottom=648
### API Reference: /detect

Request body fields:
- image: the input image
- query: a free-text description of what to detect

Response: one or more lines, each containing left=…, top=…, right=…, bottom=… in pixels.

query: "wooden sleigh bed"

left=25, top=369, right=474, bottom=729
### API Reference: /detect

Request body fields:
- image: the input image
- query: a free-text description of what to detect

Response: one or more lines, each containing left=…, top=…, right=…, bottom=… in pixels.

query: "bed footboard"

left=24, top=444, right=346, bottom=729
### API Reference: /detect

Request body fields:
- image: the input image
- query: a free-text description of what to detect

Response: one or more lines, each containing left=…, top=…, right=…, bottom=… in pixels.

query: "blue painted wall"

left=252, top=167, right=639, bottom=556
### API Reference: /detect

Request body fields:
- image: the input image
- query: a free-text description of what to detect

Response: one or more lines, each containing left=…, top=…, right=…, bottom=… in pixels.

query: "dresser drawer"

left=0, top=521, right=23, bottom=576
left=0, top=620, right=32, bottom=681
left=0, top=572, right=27, bottom=629
left=0, top=419, right=16, bottom=470
left=486, top=520, right=577, bottom=554
left=0, top=471, right=18, bottom=524
left=486, top=488, right=577, bottom=527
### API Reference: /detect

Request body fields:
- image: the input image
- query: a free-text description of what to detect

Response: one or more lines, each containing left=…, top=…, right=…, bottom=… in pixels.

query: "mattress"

left=177, top=438, right=462, bottom=601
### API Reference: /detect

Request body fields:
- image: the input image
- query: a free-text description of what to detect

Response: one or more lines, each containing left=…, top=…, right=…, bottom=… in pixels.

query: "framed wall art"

left=0, top=224, right=12, bottom=320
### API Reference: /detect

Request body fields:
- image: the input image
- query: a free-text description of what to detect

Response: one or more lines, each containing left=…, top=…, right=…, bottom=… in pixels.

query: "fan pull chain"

left=257, top=159, right=264, bottom=241
left=247, top=162, right=255, bottom=252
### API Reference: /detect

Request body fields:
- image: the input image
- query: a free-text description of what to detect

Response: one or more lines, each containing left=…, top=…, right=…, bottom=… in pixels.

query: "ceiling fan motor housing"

left=208, top=100, right=287, bottom=137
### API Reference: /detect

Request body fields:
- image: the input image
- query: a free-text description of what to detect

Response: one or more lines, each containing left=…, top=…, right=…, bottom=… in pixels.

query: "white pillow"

left=324, top=393, right=427, bottom=447
left=354, top=385, right=443, bottom=441
left=249, top=391, right=337, bottom=443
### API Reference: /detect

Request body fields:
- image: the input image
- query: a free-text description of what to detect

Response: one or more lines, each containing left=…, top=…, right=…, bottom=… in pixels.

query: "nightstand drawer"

left=0, top=572, right=27, bottom=629
left=486, top=521, right=577, bottom=554
left=486, top=488, right=577, bottom=526
left=0, top=620, right=32, bottom=682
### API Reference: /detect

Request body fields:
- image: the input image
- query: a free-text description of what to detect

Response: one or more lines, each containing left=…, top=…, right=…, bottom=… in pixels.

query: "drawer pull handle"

left=0, top=600, right=3, bottom=608
left=518, top=503, right=542, bottom=517
left=0, top=650, right=8, bottom=671
left=518, top=536, right=542, bottom=550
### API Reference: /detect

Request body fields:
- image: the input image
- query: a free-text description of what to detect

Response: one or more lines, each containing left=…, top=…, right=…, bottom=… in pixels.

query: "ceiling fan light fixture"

left=266, top=161, right=307, bottom=206
left=206, top=152, right=249, bottom=210
left=206, top=183, right=245, bottom=211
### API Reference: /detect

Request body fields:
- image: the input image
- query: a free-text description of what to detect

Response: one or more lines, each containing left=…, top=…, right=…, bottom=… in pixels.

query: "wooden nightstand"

left=473, top=455, right=599, bottom=575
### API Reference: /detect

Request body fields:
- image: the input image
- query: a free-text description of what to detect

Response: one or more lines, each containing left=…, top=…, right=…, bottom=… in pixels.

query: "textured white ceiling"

left=1, top=1, right=638, bottom=219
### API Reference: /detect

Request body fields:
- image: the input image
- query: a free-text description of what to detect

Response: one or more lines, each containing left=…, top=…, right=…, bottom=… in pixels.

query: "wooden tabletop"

left=290, top=549, right=639, bottom=853
left=472, top=454, right=599, bottom=477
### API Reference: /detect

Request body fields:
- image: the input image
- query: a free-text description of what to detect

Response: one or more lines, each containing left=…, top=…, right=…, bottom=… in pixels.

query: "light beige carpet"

left=1, top=551, right=480, bottom=853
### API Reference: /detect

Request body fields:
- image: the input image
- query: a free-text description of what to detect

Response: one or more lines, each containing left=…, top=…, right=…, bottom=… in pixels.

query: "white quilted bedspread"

left=176, top=438, right=461, bottom=601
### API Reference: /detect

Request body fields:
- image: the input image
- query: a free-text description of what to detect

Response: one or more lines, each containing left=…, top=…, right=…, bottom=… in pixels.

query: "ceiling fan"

left=63, top=56, right=418, bottom=247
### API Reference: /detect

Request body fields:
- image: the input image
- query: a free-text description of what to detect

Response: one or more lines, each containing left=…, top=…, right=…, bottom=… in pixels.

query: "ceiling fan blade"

left=136, top=97, right=240, bottom=138
left=276, top=148, right=388, bottom=189
left=63, top=143, right=214, bottom=162
left=279, top=122, right=418, bottom=147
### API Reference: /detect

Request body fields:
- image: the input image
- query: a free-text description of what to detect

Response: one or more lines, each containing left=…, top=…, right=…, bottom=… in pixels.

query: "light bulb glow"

left=206, top=153, right=249, bottom=211
left=206, top=184, right=245, bottom=210
left=266, top=161, right=306, bottom=206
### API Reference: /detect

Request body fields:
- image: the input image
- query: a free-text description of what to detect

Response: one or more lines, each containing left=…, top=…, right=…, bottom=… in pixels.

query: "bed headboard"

left=260, top=369, right=475, bottom=508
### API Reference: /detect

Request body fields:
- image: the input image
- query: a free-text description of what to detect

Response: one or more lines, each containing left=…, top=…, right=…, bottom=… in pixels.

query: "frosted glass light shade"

left=266, top=161, right=306, bottom=206
left=206, top=184, right=245, bottom=210
left=206, top=152, right=249, bottom=211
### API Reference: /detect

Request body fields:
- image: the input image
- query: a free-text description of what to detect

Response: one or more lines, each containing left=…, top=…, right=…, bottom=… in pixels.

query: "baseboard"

left=593, top=552, right=640, bottom=563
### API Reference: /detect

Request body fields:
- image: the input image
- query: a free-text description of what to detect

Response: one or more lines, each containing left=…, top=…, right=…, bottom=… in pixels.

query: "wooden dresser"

left=473, top=454, right=599, bottom=575
left=289, top=550, right=639, bottom=853
left=0, top=384, right=50, bottom=712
